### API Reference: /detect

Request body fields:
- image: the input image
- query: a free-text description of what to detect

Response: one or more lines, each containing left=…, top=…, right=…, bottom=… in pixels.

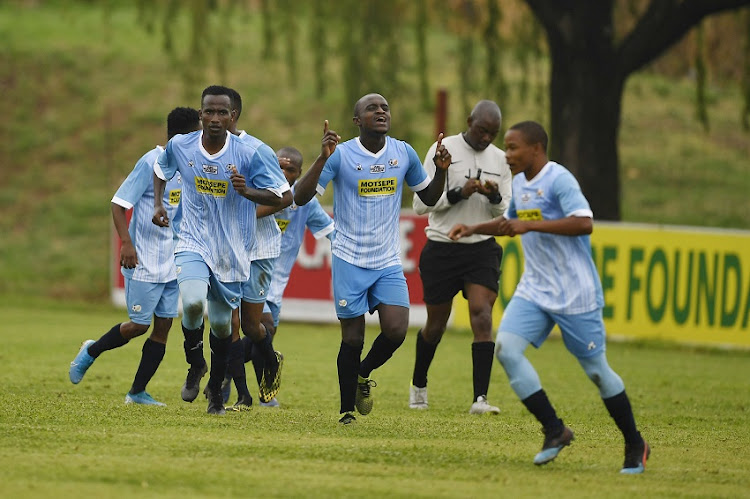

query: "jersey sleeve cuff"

left=111, top=196, right=134, bottom=210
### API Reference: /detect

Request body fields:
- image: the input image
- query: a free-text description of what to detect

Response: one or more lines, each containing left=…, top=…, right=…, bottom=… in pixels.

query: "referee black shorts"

left=418, top=238, right=503, bottom=305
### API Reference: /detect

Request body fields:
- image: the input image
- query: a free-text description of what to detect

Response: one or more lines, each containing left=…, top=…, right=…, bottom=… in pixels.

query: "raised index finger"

left=323, top=120, right=329, bottom=135
left=436, top=132, right=444, bottom=150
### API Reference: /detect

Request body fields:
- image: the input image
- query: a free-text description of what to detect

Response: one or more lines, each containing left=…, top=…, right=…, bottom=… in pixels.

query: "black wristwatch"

left=447, top=187, right=465, bottom=204
left=487, top=192, right=502, bottom=204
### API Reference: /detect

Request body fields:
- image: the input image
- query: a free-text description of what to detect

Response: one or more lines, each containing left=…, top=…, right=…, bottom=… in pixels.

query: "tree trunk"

left=548, top=44, right=625, bottom=221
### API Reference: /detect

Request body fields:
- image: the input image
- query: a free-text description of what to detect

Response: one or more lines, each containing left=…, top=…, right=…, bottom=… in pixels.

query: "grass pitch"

left=1, top=298, right=749, bottom=498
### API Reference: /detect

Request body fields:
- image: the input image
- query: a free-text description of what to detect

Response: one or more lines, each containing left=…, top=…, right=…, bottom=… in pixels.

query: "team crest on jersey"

left=521, top=193, right=531, bottom=203
left=203, top=164, right=218, bottom=174
left=225, top=164, right=237, bottom=174
left=388, top=158, right=399, bottom=167
left=370, top=164, right=386, bottom=174
left=536, top=188, right=544, bottom=197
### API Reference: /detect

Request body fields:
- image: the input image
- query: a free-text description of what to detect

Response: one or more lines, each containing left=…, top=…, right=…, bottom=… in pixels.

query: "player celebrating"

left=294, top=93, right=451, bottom=424
left=449, top=121, right=649, bottom=473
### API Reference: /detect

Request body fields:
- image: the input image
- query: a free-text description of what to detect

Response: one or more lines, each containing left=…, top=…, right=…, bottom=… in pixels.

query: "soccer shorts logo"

left=338, top=299, right=347, bottom=307
left=131, top=304, right=142, bottom=313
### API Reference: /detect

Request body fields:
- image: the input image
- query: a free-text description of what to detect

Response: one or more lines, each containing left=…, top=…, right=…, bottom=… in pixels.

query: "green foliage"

left=1, top=299, right=750, bottom=497
left=0, top=2, right=748, bottom=302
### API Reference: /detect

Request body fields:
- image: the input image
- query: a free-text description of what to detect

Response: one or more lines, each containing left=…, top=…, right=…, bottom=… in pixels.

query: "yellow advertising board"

left=452, top=222, right=750, bottom=348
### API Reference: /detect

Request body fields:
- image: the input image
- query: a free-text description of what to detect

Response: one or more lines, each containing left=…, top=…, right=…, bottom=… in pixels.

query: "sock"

left=252, top=330, right=277, bottom=379
left=360, top=332, right=404, bottom=378
left=337, top=341, right=362, bottom=413
left=207, top=332, right=231, bottom=392
left=472, top=341, right=495, bottom=401
left=88, top=324, right=128, bottom=358
left=603, top=390, right=641, bottom=444
left=226, top=338, right=251, bottom=399
left=182, top=322, right=205, bottom=367
left=241, top=335, right=254, bottom=363
left=522, top=389, right=562, bottom=431
left=412, top=329, right=439, bottom=388
left=130, top=338, right=166, bottom=394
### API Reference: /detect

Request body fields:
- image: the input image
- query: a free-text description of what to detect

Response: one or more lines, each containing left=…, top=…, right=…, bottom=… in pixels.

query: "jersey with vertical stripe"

left=112, top=145, right=180, bottom=283
left=316, top=136, right=430, bottom=269
left=237, top=131, right=285, bottom=260
left=266, top=189, right=335, bottom=305
left=505, top=161, right=603, bottom=314
left=154, top=130, right=289, bottom=282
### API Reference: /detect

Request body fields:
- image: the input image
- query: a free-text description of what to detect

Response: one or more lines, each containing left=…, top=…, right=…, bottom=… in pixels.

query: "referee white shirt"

left=413, top=133, right=512, bottom=243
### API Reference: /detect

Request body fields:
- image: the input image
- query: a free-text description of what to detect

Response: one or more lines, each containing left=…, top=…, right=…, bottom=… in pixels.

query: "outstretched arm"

left=295, top=120, right=340, bottom=206
left=416, top=132, right=451, bottom=206
left=498, top=216, right=592, bottom=237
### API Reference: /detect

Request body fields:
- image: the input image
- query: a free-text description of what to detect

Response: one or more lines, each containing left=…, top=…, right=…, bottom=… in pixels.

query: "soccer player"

left=411, top=100, right=512, bottom=414
left=68, top=107, right=201, bottom=406
left=152, top=85, right=291, bottom=415
left=294, top=93, right=452, bottom=424
left=218, top=88, right=290, bottom=411
left=448, top=121, right=650, bottom=474
left=223, top=145, right=335, bottom=410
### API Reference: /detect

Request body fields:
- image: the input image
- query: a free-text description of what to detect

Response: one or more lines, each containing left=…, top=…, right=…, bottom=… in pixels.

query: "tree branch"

left=618, top=0, right=750, bottom=78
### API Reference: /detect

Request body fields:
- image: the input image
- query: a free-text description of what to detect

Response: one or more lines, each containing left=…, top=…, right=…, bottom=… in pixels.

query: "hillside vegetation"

left=1, top=3, right=748, bottom=301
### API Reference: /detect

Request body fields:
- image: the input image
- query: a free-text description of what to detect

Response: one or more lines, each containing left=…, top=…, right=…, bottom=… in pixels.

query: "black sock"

left=603, top=390, right=641, bottom=444
left=207, top=332, right=231, bottom=391
left=241, top=335, right=254, bottom=363
left=360, top=332, right=404, bottom=378
left=337, top=341, right=362, bottom=413
left=130, top=338, right=166, bottom=394
left=252, top=331, right=277, bottom=376
left=182, top=322, right=205, bottom=367
left=412, top=329, right=439, bottom=388
left=472, top=341, right=495, bottom=401
left=227, top=338, right=251, bottom=399
left=522, top=389, right=562, bottom=431
left=88, top=324, right=128, bottom=358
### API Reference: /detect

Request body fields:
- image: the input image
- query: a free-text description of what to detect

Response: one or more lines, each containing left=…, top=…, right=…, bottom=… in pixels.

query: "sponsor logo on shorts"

left=517, top=208, right=543, bottom=221
left=370, top=164, right=386, bottom=174
left=131, top=304, right=142, bottom=312
left=195, top=177, right=228, bottom=197
left=168, top=189, right=181, bottom=205
left=202, top=164, right=218, bottom=174
left=338, top=299, right=347, bottom=307
left=358, top=177, right=396, bottom=197
left=587, top=341, right=596, bottom=350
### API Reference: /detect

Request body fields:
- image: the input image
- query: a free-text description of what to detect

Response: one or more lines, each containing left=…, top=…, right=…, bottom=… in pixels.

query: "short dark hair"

left=276, top=146, right=303, bottom=168
left=201, top=85, right=233, bottom=107
left=228, top=88, right=242, bottom=119
left=509, top=121, right=548, bottom=152
left=167, top=107, right=200, bottom=140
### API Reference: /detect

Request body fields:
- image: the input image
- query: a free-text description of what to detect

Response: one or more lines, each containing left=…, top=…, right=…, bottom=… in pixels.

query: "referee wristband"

left=487, top=192, right=502, bottom=204
left=447, top=187, right=465, bottom=204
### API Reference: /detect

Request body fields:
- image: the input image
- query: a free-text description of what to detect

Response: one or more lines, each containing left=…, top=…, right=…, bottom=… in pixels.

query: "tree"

left=523, top=0, right=750, bottom=220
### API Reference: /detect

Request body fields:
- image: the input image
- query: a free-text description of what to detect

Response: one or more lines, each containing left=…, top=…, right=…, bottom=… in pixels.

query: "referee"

left=411, top=100, right=512, bottom=414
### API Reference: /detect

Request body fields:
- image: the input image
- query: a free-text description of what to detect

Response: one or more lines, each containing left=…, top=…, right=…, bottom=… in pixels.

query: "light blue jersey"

left=112, top=145, right=180, bottom=283
left=154, top=130, right=289, bottom=282
left=267, top=191, right=335, bottom=305
left=237, top=131, right=287, bottom=260
left=505, top=161, right=603, bottom=314
left=316, top=136, right=430, bottom=269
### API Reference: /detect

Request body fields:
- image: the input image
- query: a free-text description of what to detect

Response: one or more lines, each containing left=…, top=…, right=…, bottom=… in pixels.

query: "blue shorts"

left=263, top=300, right=280, bottom=327
left=175, top=251, right=242, bottom=309
left=124, top=277, right=179, bottom=325
left=242, top=257, right=276, bottom=304
left=499, top=296, right=607, bottom=359
left=331, top=255, right=410, bottom=319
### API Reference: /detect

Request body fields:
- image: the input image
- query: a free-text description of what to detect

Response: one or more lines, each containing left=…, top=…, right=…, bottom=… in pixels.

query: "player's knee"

left=182, top=299, right=204, bottom=322
left=211, top=322, right=232, bottom=339
left=495, top=336, right=519, bottom=366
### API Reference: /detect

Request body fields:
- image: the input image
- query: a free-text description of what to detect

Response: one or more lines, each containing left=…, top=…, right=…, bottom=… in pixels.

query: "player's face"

left=200, top=95, right=234, bottom=138
left=280, top=161, right=302, bottom=186
left=464, top=113, right=500, bottom=151
left=354, top=94, right=390, bottom=134
left=504, top=129, right=535, bottom=176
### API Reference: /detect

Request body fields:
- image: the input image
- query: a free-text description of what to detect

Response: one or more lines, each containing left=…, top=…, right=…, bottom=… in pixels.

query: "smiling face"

left=353, top=93, right=390, bottom=134
left=200, top=94, right=234, bottom=139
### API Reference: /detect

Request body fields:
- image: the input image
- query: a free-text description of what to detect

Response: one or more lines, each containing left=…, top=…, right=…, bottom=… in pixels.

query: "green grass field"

left=1, top=298, right=749, bottom=498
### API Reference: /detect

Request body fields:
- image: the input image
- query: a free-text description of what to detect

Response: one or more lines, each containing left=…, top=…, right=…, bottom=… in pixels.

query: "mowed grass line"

left=1, top=299, right=749, bottom=498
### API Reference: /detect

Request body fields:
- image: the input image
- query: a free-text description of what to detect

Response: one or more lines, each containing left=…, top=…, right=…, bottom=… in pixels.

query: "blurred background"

left=1, top=0, right=748, bottom=302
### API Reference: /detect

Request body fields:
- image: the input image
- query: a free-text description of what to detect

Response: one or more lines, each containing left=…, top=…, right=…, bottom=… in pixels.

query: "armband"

left=447, top=187, right=465, bottom=204
left=487, top=192, right=502, bottom=205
